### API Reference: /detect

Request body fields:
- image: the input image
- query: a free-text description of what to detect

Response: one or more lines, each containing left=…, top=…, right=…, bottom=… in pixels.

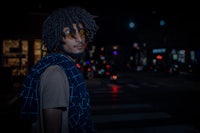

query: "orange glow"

left=111, top=75, right=118, bottom=80
left=156, top=55, right=163, bottom=60
left=76, top=63, right=81, bottom=68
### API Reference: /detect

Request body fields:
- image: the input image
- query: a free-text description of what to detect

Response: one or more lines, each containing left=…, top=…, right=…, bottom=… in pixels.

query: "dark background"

left=1, top=0, right=200, bottom=48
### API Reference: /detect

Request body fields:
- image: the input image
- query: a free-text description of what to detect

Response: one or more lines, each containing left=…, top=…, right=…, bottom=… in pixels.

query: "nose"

left=74, top=32, right=83, bottom=42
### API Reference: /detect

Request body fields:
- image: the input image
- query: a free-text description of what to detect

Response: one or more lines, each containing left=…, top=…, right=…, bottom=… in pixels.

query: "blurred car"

left=110, top=70, right=119, bottom=84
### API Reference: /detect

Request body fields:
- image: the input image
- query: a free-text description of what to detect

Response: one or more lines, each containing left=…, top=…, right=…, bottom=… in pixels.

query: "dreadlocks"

left=42, top=6, right=99, bottom=53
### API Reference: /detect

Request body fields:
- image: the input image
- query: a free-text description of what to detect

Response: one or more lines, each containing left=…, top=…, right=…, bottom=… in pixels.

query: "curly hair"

left=42, top=6, right=99, bottom=53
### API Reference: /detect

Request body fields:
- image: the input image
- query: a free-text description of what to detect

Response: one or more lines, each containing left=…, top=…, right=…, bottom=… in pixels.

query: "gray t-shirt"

left=31, top=65, right=69, bottom=133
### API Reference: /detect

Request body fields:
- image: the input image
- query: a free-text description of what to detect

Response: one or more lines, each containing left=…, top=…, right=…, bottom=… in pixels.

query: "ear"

left=62, top=27, right=68, bottom=39
left=62, top=36, right=66, bottom=44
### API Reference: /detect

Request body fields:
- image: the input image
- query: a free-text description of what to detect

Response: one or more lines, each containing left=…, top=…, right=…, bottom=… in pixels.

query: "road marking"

left=127, top=83, right=140, bottom=88
left=92, top=112, right=171, bottom=123
left=92, top=90, right=123, bottom=94
left=92, top=104, right=153, bottom=111
left=97, top=125, right=200, bottom=133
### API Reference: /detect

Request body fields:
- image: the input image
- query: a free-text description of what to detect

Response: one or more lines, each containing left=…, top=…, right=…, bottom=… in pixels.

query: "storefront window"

left=3, top=40, right=28, bottom=76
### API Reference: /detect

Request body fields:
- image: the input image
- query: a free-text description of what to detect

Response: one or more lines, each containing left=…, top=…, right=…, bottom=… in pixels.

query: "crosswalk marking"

left=126, top=83, right=140, bottom=88
left=97, top=125, right=200, bottom=133
left=92, top=112, right=171, bottom=123
left=92, top=90, right=123, bottom=94
left=89, top=78, right=200, bottom=133
left=92, top=104, right=153, bottom=111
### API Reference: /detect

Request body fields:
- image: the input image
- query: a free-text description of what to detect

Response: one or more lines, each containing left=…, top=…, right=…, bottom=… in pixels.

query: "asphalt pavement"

left=1, top=71, right=200, bottom=133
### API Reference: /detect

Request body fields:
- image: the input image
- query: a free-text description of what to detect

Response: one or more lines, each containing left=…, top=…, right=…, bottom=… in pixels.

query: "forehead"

left=76, top=23, right=84, bottom=28
left=65, top=23, right=84, bottom=30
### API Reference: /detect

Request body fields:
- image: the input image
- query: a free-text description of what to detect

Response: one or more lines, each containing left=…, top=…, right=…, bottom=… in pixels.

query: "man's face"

left=62, top=23, right=87, bottom=55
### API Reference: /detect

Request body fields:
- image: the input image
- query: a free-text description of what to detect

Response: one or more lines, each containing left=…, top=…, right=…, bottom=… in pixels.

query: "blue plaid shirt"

left=19, top=53, right=94, bottom=132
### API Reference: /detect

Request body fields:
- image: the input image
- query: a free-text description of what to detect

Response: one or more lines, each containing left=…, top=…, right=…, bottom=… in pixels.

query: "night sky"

left=1, top=1, right=200, bottom=49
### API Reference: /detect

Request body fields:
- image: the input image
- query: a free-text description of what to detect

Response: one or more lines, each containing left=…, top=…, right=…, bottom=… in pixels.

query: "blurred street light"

left=129, top=21, right=135, bottom=29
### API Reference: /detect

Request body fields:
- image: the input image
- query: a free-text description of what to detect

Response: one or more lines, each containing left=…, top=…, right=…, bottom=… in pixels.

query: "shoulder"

left=45, top=65, right=63, bottom=72
left=41, top=65, right=67, bottom=81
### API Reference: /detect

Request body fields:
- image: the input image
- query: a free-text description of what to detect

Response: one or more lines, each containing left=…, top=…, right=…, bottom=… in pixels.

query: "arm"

left=40, top=65, right=69, bottom=133
left=43, top=108, right=63, bottom=133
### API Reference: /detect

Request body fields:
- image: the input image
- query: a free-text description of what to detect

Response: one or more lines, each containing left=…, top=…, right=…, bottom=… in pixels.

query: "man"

left=19, top=6, right=98, bottom=133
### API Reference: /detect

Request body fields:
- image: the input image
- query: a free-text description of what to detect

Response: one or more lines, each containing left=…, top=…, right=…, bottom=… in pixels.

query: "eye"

left=65, top=30, right=75, bottom=39
left=79, top=29, right=86, bottom=37
left=66, top=33, right=75, bottom=39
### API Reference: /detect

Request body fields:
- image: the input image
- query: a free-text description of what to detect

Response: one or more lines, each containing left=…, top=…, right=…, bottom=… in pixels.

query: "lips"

left=75, top=46, right=83, bottom=49
left=74, top=44, right=85, bottom=49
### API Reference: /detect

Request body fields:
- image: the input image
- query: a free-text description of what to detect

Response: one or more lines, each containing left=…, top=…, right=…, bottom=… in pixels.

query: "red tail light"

left=105, top=71, right=110, bottom=76
left=87, top=67, right=92, bottom=72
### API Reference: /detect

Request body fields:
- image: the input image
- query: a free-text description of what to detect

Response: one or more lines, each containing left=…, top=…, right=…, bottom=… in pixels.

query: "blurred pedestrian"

left=19, top=6, right=98, bottom=133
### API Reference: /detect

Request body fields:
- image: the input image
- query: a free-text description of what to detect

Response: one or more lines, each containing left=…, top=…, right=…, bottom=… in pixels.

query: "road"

left=1, top=71, right=200, bottom=133
left=87, top=72, right=200, bottom=133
